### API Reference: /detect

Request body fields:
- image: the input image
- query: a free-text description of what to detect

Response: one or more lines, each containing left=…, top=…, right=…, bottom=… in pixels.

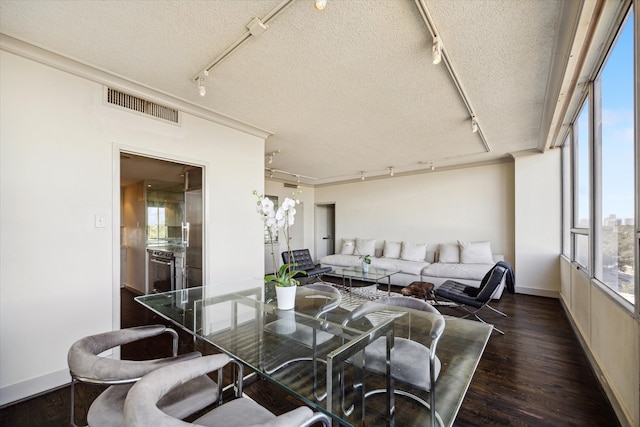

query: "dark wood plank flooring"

left=0, top=284, right=619, bottom=426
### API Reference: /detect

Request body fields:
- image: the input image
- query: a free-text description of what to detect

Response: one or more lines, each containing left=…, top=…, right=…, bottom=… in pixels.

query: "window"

left=595, top=11, right=635, bottom=303
left=563, top=5, right=636, bottom=308
left=572, top=101, right=591, bottom=269
left=147, top=206, right=167, bottom=241
left=561, top=135, right=571, bottom=257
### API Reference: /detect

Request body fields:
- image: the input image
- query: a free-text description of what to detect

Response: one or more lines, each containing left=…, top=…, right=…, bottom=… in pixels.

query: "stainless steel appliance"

left=182, top=168, right=203, bottom=288
left=147, top=249, right=176, bottom=293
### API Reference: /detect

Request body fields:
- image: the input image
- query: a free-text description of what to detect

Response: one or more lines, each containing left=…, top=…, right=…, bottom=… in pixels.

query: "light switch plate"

left=95, top=215, right=105, bottom=228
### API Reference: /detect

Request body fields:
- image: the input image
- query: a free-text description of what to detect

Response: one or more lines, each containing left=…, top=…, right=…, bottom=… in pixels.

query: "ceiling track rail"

left=414, top=0, right=491, bottom=153
left=192, top=0, right=297, bottom=82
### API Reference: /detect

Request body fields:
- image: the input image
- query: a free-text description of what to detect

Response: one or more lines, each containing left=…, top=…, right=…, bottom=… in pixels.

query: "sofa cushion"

left=438, top=243, right=460, bottom=263
left=371, top=257, right=428, bottom=275
left=340, top=239, right=355, bottom=255
left=400, top=242, right=427, bottom=261
left=355, top=238, right=376, bottom=257
left=459, top=241, right=494, bottom=264
left=422, top=263, right=493, bottom=281
left=382, top=241, right=402, bottom=259
left=320, top=254, right=361, bottom=268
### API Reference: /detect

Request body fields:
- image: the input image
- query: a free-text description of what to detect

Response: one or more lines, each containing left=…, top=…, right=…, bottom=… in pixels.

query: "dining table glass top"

left=135, top=283, right=492, bottom=427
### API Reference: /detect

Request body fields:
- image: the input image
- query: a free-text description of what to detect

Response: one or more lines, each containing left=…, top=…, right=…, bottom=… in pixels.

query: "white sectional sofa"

left=320, top=238, right=506, bottom=298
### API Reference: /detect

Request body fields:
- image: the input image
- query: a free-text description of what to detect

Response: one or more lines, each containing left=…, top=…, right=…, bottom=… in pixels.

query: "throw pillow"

left=459, top=241, right=494, bottom=264
left=400, top=241, right=428, bottom=261
left=354, top=238, right=376, bottom=257
left=340, top=238, right=355, bottom=255
left=438, top=243, right=460, bottom=263
left=382, top=241, right=402, bottom=259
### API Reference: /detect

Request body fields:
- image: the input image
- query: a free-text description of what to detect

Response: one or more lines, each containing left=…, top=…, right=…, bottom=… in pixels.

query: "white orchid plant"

left=254, top=190, right=305, bottom=287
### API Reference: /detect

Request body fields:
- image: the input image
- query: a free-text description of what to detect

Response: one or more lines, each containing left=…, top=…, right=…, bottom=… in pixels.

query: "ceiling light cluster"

left=265, top=150, right=280, bottom=164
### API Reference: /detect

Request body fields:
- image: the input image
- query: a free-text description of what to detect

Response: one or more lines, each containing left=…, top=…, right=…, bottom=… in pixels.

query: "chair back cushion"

left=68, top=325, right=199, bottom=381
left=282, top=249, right=315, bottom=271
left=124, top=354, right=230, bottom=426
left=476, top=265, right=507, bottom=302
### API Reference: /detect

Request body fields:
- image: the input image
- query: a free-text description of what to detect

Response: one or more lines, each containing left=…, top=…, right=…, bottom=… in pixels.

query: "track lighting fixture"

left=389, top=167, right=394, bottom=177
left=360, top=171, right=365, bottom=181
left=471, top=116, right=478, bottom=133
left=431, top=163, right=435, bottom=171
left=314, top=0, right=327, bottom=11
left=432, top=36, right=442, bottom=65
left=265, top=150, right=280, bottom=165
left=196, top=70, right=208, bottom=97
left=266, top=168, right=316, bottom=181
left=197, top=77, right=206, bottom=97
left=247, top=17, right=268, bottom=36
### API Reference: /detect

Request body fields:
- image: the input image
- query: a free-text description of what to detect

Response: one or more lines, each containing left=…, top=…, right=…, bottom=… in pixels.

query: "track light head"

left=432, top=36, right=442, bottom=65
left=471, top=116, right=478, bottom=133
left=197, top=77, right=206, bottom=97
left=389, top=167, right=394, bottom=177
left=314, top=0, right=327, bottom=10
left=430, top=163, right=435, bottom=171
left=360, top=171, right=365, bottom=181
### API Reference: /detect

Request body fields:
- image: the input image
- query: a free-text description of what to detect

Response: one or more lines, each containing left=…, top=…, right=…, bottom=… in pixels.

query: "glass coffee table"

left=331, top=267, right=400, bottom=296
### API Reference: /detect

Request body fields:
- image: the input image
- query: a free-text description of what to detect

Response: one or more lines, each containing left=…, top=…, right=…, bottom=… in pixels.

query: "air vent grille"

left=106, top=88, right=179, bottom=124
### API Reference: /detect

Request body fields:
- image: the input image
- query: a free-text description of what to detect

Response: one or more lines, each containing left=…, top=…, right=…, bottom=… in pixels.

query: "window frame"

left=562, top=2, right=637, bottom=313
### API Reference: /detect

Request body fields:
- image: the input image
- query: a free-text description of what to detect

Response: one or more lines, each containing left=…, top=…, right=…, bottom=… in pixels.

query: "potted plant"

left=254, top=190, right=305, bottom=309
left=359, top=254, right=371, bottom=273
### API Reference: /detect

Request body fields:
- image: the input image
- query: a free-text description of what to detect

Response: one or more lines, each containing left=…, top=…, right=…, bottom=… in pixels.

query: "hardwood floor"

left=0, top=285, right=619, bottom=426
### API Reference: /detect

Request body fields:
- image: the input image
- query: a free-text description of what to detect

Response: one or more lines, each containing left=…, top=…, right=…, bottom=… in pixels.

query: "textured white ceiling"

left=0, top=0, right=568, bottom=185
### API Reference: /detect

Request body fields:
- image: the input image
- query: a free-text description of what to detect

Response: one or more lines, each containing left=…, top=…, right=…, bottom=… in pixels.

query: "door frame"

left=314, top=203, right=336, bottom=261
left=113, top=144, right=207, bottom=333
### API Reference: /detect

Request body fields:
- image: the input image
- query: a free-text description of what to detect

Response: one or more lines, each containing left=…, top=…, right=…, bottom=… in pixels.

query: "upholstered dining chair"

left=434, top=262, right=509, bottom=334
left=123, top=354, right=332, bottom=427
left=68, top=325, right=218, bottom=427
left=263, top=282, right=342, bottom=401
left=342, top=296, right=446, bottom=427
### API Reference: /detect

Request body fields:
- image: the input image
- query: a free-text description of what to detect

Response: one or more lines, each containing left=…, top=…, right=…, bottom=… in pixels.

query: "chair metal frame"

left=342, top=296, right=446, bottom=427
left=434, top=264, right=508, bottom=334
left=263, top=282, right=342, bottom=402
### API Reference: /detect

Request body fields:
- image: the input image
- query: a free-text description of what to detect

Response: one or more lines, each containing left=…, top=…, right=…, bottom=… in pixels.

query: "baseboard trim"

left=0, top=368, right=70, bottom=407
left=514, top=286, right=559, bottom=298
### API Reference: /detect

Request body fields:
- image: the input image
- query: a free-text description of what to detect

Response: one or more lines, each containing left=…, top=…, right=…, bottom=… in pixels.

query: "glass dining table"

left=135, top=282, right=492, bottom=427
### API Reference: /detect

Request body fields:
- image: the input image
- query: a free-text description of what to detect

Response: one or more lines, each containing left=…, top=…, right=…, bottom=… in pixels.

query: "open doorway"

left=120, top=152, right=204, bottom=299
left=315, top=203, right=335, bottom=261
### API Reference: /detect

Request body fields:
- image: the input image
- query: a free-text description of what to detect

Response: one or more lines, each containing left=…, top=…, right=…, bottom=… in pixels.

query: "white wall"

left=514, top=151, right=562, bottom=296
left=0, top=51, right=266, bottom=404
left=315, top=162, right=515, bottom=263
